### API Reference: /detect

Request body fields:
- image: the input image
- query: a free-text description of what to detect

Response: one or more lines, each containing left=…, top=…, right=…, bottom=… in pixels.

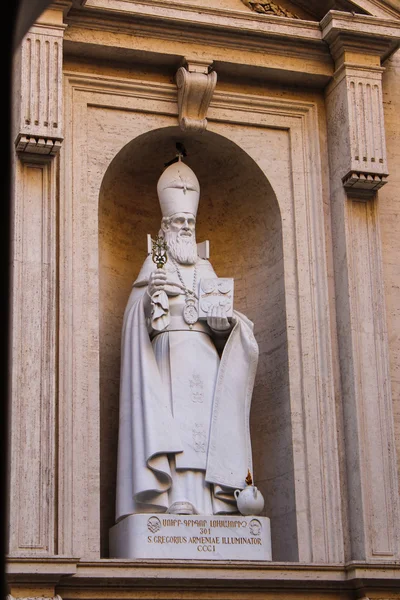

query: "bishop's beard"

left=163, top=229, right=198, bottom=265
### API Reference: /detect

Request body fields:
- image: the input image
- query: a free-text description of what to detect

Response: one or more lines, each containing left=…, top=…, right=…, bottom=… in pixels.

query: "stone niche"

left=98, top=126, right=295, bottom=560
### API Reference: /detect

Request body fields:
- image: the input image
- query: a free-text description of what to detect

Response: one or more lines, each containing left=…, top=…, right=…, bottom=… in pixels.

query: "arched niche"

left=99, top=126, right=296, bottom=560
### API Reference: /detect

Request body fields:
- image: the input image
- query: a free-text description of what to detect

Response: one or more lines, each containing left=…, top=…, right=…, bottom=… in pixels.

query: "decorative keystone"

left=175, top=59, right=217, bottom=133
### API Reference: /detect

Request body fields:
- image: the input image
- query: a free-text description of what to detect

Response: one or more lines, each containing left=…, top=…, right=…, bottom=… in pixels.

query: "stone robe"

left=115, top=255, right=259, bottom=520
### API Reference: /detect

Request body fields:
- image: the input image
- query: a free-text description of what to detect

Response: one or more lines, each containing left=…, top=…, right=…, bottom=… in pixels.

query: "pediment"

left=164, top=0, right=400, bottom=20
left=290, top=0, right=400, bottom=19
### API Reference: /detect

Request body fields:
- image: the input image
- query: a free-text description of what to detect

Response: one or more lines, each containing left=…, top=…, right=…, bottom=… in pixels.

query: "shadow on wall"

left=98, top=126, right=297, bottom=560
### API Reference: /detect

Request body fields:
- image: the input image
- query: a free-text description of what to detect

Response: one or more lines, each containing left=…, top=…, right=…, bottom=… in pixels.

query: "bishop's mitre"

left=157, top=160, right=200, bottom=218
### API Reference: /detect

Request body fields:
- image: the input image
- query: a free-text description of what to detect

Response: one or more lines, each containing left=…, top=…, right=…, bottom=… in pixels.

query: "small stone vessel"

left=234, top=470, right=264, bottom=516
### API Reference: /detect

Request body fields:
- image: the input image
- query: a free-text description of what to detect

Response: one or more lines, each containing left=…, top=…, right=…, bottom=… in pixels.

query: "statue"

left=115, top=157, right=259, bottom=519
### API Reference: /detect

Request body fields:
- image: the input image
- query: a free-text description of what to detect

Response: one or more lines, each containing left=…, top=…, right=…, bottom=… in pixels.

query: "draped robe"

left=115, top=254, right=259, bottom=520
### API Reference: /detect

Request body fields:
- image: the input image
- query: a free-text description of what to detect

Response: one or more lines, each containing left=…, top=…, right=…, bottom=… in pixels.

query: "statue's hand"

left=148, top=269, right=182, bottom=297
left=148, top=268, right=168, bottom=297
left=207, top=304, right=231, bottom=332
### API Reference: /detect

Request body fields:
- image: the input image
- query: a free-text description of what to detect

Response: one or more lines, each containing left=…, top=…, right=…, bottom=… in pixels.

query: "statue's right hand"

left=148, top=268, right=168, bottom=297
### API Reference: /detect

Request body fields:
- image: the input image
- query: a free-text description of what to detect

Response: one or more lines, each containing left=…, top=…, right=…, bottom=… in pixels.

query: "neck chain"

left=170, top=256, right=199, bottom=328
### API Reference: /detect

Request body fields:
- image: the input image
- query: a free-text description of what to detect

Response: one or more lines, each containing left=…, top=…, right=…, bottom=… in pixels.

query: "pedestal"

left=109, top=514, right=272, bottom=560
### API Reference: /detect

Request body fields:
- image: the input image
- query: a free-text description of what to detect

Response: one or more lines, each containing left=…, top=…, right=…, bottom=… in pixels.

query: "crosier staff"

left=151, top=235, right=168, bottom=269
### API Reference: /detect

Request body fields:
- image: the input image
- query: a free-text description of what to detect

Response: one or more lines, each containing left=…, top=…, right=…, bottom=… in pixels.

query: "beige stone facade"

left=7, top=0, right=400, bottom=598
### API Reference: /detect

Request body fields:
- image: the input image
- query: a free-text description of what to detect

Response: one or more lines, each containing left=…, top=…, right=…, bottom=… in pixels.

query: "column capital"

left=13, top=4, right=70, bottom=156
left=321, top=10, right=400, bottom=65
left=323, top=11, right=400, bottom=198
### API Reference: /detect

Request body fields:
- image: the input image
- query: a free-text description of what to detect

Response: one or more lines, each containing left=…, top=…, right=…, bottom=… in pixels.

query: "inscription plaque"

left=109, top=514, right=271, bottom=560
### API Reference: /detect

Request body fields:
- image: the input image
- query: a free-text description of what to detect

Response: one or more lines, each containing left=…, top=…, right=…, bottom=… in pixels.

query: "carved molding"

left=176, top=60, right=217, bottom=133
left=326, top=66, right=389, bottom=196
left=342, top=171, right=388, bottom=196
left=322, top=11, right=400, bottom=197
left=14, top=14, right=66, bottom=155
left=6, top=561, right=400, bottom=596
left=7, top=596, right=62, bottom=600
left=241, top=0, right=299, bottom=18
left=16, top=136, right=62, bottom=155
left=346, top=73, right=388, bottom=175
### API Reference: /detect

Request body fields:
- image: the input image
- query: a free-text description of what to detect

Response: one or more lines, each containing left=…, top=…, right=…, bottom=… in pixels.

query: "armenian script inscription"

left=110, top=514, right=271, bottom=560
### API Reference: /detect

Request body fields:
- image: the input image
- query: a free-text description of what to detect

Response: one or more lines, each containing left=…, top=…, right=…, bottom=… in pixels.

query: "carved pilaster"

left=13, top=4, right=69, bottom=155
left=175, top=59, right=217, bottom=133
left=325, top=61, right=388, bottom=195
left=323, top=11, right=400, bottom=561
left=9, top=4, right=70, bottom=559
left=322, top=11, right=400, bottom=197
left=341, top=68, right=388, bottom=192
left=9, top=155, right=58, bottom=556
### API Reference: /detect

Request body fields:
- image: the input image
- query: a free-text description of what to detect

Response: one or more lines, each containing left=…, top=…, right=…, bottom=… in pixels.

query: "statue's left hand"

left=207, top=304, right=231, bottom=332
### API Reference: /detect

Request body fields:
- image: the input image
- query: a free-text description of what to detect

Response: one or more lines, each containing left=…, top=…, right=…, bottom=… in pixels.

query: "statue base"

left=109, top=514, right=272, bottom=560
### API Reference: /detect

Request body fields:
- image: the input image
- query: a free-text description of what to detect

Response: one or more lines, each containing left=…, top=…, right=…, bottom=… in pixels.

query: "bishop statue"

left=115, top=157, right=259, bottom=518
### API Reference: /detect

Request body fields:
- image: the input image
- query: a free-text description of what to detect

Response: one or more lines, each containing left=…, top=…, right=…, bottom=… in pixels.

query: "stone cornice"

left=321, top=10, right=400, bottom=61
left=352, top=0, right=400, bottom=19
left=65, top=0, right=329, bottom=59
left=7, top=557, right=400, bottom=598
left=64, top=4, right=400, bottom=88
left=6, top=557, right=78, bottom=584
left=79, top=0, right=317, bottom=35
left=7, top=557, right=400, bottom=593
left=64, top=0, right=335, bottom=87
left=63, top=70, right=318, bottom=116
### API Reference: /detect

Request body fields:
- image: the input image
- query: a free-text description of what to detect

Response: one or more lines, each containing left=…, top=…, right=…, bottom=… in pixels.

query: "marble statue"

left=115, top=158, right=259, bottom=519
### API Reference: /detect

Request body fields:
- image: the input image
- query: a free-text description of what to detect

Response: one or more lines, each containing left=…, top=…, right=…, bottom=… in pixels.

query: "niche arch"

left=98, top=126, right=295, bottom=560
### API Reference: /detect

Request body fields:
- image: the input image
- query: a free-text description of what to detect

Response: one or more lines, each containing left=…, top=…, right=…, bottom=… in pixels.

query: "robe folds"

left=115, top=255, right=259, bottom=521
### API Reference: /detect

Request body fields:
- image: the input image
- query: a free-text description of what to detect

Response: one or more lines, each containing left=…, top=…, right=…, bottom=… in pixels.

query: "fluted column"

left=9, top=1, right=71, bottom=558
left=322, top=11, right=400, bottom=561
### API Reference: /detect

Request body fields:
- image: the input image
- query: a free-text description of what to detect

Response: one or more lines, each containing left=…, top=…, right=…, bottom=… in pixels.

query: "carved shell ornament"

left=241, top=0, right=299, bottom=18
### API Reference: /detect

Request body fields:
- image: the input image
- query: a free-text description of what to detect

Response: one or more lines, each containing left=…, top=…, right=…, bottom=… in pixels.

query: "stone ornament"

left=241, top=0, right=299, bottom=18
left=176, top=60, right=217, bottom=133
left=322, top=13, right=392, bottom=197
left=14, top=12, right=66, bottom=155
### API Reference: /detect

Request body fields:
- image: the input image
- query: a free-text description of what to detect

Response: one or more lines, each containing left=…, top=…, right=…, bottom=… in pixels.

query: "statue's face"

left=166, top=213, right=196, bottom=237
left=162, top=212, right=197, bottom=265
